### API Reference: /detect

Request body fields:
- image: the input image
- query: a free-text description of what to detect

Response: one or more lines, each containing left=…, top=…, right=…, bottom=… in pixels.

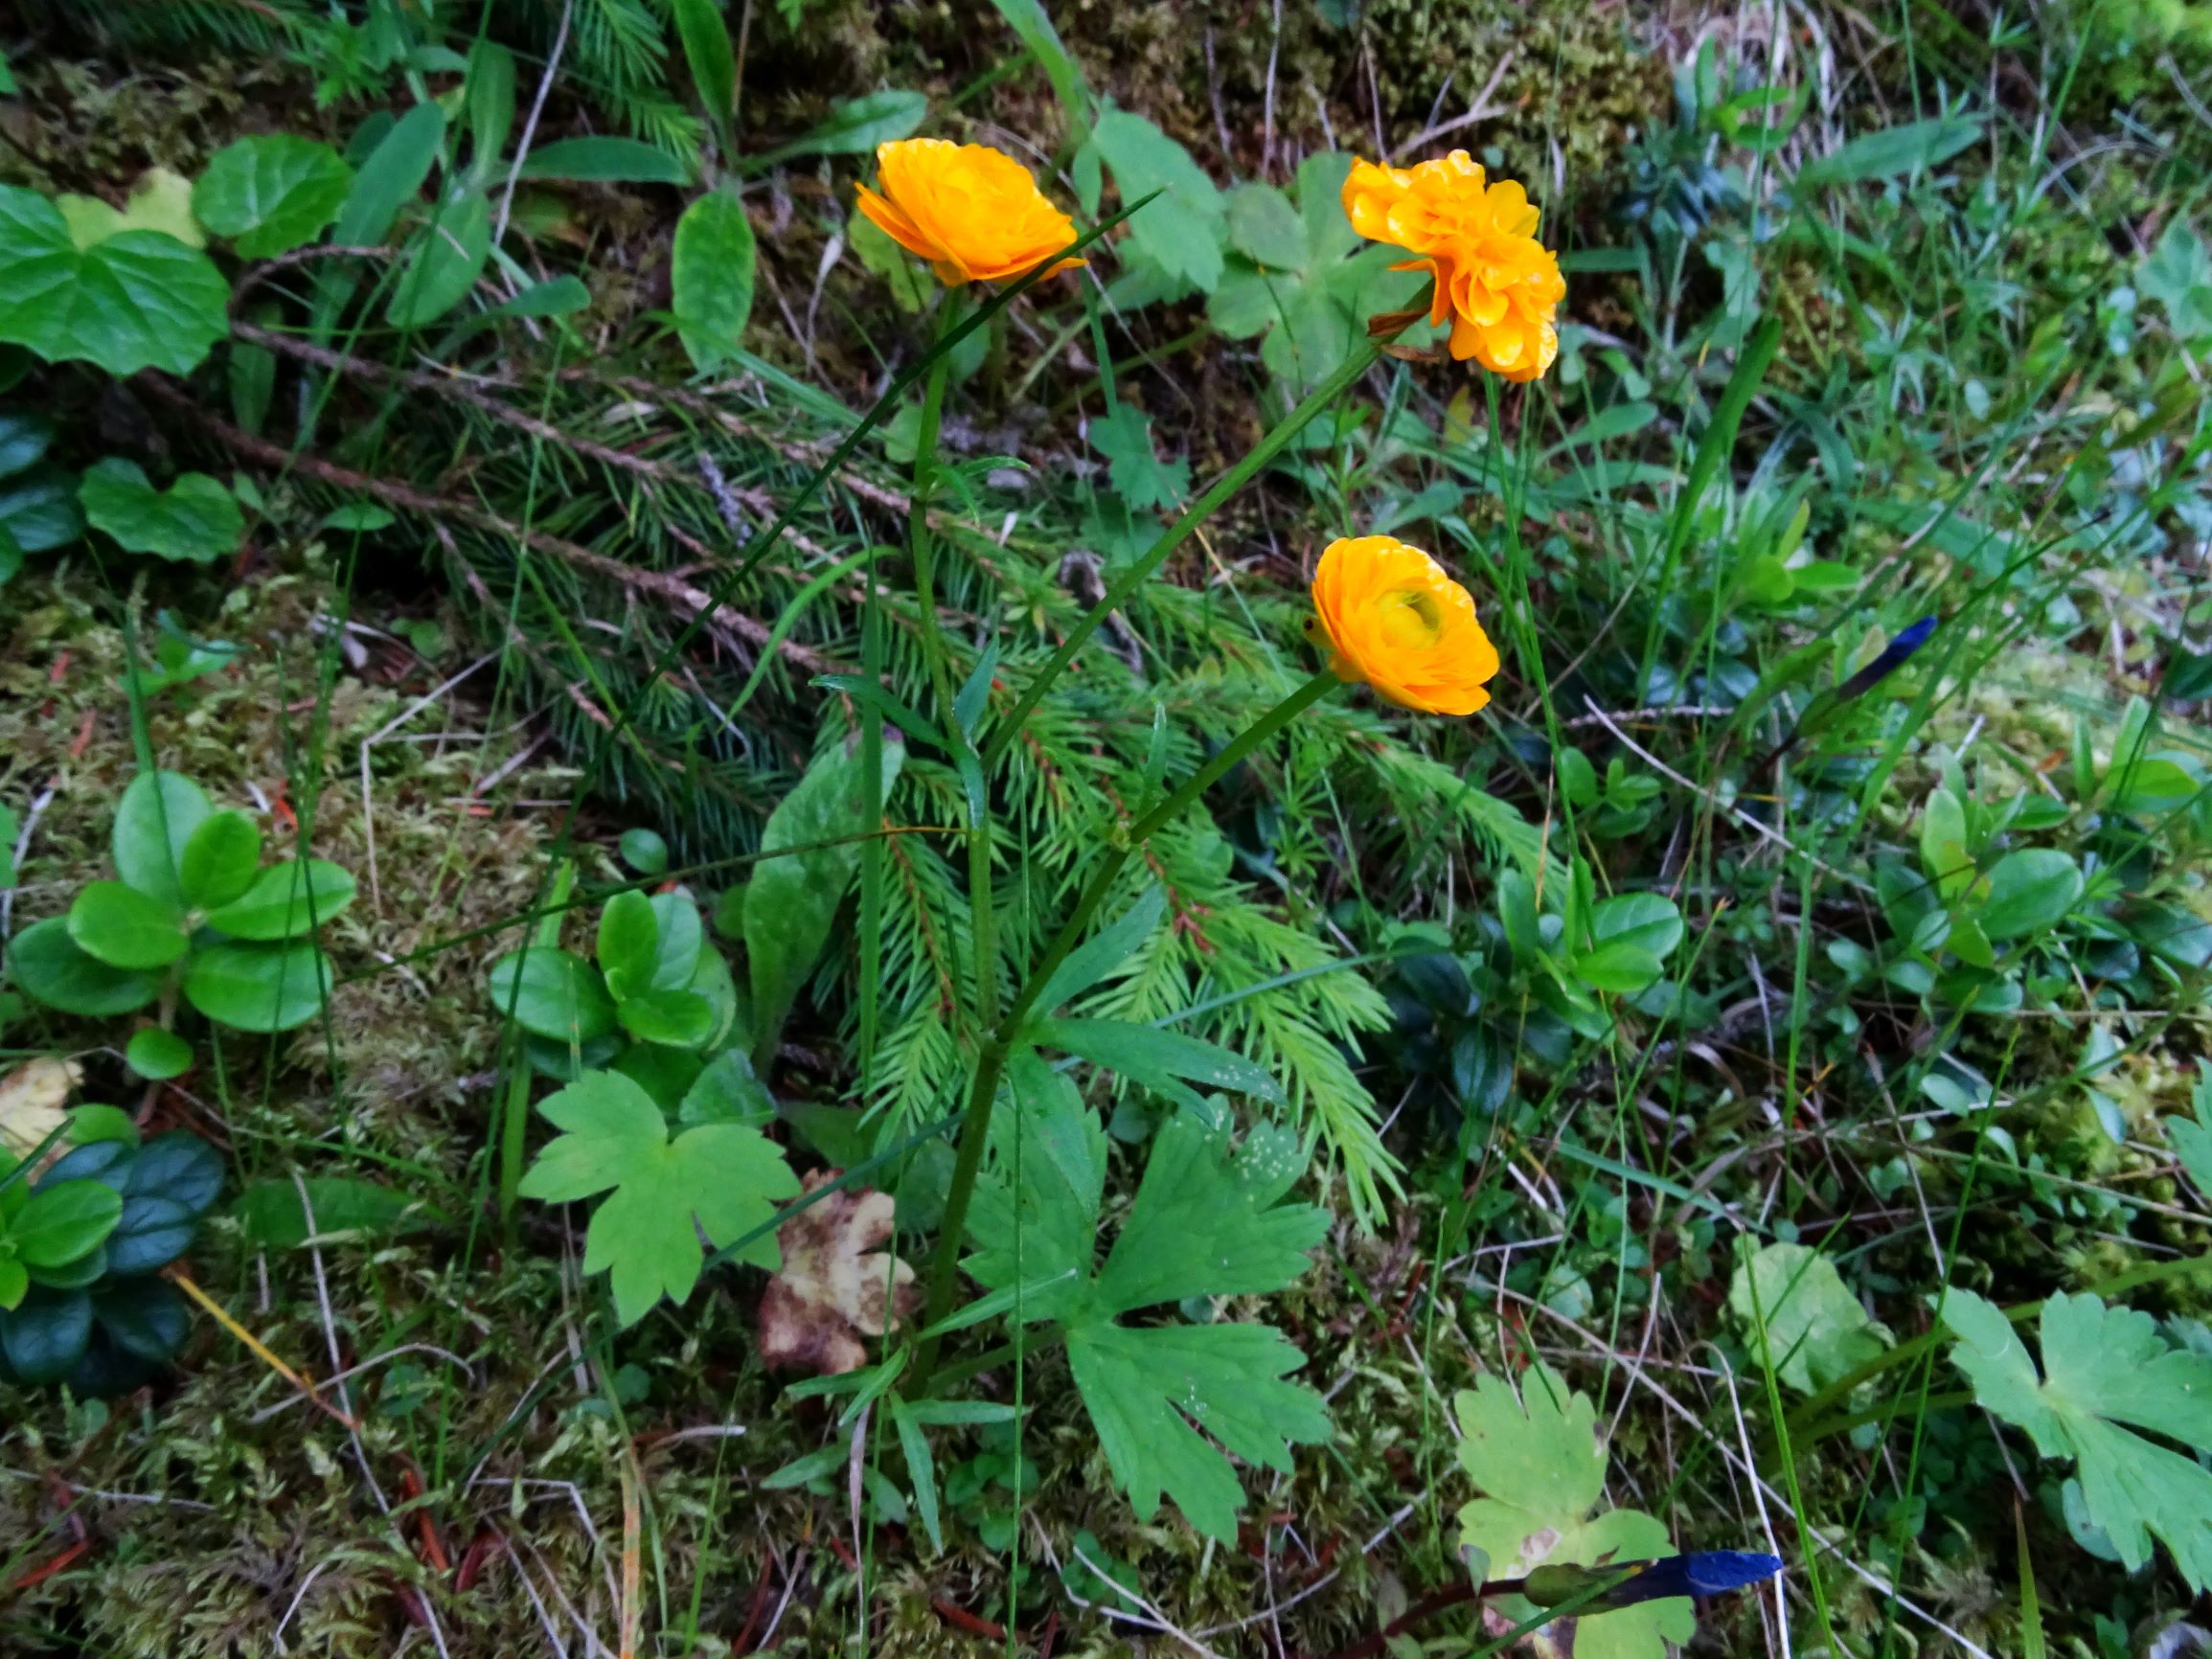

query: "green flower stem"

left=909, top=669, right=1341, bottom=1392
left=980, top=321, right=1410, bottom=771
left=907, top=291, right=964, bottom=739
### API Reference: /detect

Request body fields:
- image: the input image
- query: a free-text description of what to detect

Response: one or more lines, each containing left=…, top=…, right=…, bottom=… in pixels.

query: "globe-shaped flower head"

left=855, top=138, right=1084, bottom=286
left=1342, top=150, right=1564, bottom=382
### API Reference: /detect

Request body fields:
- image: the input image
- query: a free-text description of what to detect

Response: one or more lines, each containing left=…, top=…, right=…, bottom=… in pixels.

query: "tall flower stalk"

left=844, top=132, right=1562, bottom=1394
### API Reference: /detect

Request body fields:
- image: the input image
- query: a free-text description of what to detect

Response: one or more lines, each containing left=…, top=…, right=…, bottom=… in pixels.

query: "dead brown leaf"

left=0, top=1056, right=80, bottom=1162
left=757, top=1171, right=915, bottom=1375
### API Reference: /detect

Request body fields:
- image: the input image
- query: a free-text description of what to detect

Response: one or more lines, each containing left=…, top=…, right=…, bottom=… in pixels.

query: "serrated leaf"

left=1222, top=182, right=1304, bottom=269
left=963, top=1061, right=1331, bottom=1542
left=1455, top=1364, right=1693, bottom=1659
left=1726, top=1240, right=1886, bottom=1394
left=1090, top=108, right=1224, bottom=292
left=1087, top=401, right=1188, bottom=511
left=1946, top=1288, right=2212, bottom=1590
left=964, top=1051, right=1105, bottom=1323
left=0, top=188, right=229, bottom=375
left=516, top=1069, right=800, bottom=1326
left=194, top=135, right=354, bottom=259
left=1067, top=1319, right=1329, bottom=1542
left=1093, top=1115, right=1319, bottom=1311
left=2138, top=221, right=2212, bottom=341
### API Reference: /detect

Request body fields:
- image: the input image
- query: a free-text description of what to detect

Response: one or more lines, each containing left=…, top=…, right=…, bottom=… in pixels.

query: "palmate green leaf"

left=1726, top=1239, right=1887, bottom=1394
left=1946, top=1289, right=2212, bottom=1590
left=1455, top=1364, right=1693, bottom=1659
left=1094, top=1116, right=1322, bottom=1312
left=80, top=461, right=243, bottom=565
left=1087, top=108, right=1224, bottom=292
left=2166, top=1065, right=2212, bottom=1199
left=963, top=1052, right=1105, bottom=1324
left=0, top=188, right=229, bottom=375
left=963, top=1057, right=1328, bottom=1540
left=1087, top=401, right=1189, bottom=512
left=1067, top=1320, right=1330, bottom=1543
left=516, top=1070, right=799, bottom=1327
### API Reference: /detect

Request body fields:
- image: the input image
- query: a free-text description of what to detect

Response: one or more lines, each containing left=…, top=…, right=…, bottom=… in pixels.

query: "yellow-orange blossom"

left=1310, top=536, right=1500, bottom=716
left=1342, top=150, right=1563, bottom=382
left=855, top=138, right=1083, bottom=286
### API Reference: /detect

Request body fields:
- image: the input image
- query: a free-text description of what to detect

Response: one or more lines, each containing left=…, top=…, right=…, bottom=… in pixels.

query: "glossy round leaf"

left=203, top=858, right=356, bottom=940
left=66, top=878, right=187, bottom=969
left=177, top=809, right=262, bottom=910
left=105, top=1193, right=199, bottom=1275
left=0, top=187, right=229, bottom=376
left=112, top=770, right=214, bottom=911
left=619, top=827, right=669, bottom=875
left=615, top=987, right=716, bottom=1049
left=0, top=1287, right=94, bottom=1384
left=125, top=1027, right=194, bottom=1080
left=0, top=462, right=81, bottom=557
left=1977, top=849, right=2085, bottom=941
left=11, top=1178, right=123, bottom=1267
left=128, top=1133, right=226, bottom=1216
left=183, top=941, right=333, bottom=1032
left=487, top=947, right=617, bottom=1044
left=5, top=916, right=163, bottom=1016
left=94, top=1278, right=191, bottom=1364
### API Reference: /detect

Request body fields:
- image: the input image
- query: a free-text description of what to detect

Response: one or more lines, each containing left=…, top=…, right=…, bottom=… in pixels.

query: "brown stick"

left=136, top=375, right=835, bottom=676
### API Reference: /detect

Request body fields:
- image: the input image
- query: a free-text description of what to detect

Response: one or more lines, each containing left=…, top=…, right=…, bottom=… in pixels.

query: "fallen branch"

left=137, top=375, right=836, bottom=677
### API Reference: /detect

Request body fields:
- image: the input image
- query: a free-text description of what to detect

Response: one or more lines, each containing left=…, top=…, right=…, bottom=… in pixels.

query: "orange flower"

left=855, top=138, right=1083, bottom=286
left=1341, top=150, right=1563, bottom=382
left=1309, top=535, right=1500, bottom=716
